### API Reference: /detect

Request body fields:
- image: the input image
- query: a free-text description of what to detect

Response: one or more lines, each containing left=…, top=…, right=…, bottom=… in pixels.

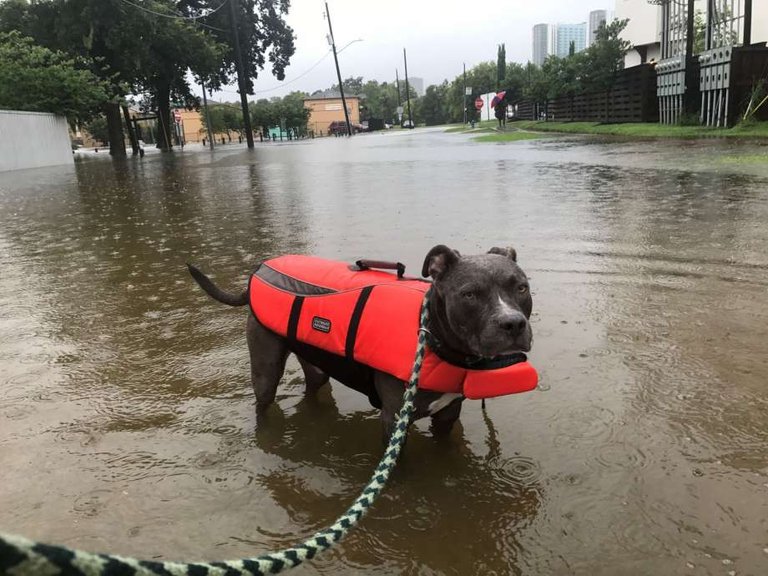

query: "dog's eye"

left=461, top=291, right=476, bottom=300
left=518, top=284, right=529, bottom=294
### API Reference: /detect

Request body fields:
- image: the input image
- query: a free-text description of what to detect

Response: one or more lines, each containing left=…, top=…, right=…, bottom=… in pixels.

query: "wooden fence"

left=514, top=64, right=659, bottom=123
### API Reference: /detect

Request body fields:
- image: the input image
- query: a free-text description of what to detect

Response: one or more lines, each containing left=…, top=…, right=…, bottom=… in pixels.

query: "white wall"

left=614, top=0, right=660, bottom=47
left=753, top=1, right=768, bottom=44
left=0, top=110, right=73, bottom=172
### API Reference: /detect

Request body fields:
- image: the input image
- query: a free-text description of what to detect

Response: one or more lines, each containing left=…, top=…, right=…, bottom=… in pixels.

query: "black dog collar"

left=423, top=331, right=527, bottom=371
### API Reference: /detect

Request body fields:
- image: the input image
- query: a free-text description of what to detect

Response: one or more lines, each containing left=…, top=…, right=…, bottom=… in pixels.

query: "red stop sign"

left=474, top=97, right=484, bottom=110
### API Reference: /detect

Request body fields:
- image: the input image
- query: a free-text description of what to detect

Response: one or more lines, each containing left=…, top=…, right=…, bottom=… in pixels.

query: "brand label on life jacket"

left=312, top=316, right=332, bottom=333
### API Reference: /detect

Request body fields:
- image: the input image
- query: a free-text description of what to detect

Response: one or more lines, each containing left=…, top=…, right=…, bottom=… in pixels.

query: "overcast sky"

left=206, top=0, right=613, bottom=102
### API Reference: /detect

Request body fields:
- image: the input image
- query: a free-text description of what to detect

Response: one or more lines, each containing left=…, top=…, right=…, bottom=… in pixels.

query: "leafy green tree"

left=84, top=115, right=109, bottom=144
left=497, top=43, right=506, bottom=89
left=247, top=92, right=309, bottom=135
left=249, top=98, right=273, bottom=133
left=280, top=91, right=310, bottom=133
left=2, top=0, right=295, bottom=153
left=0, top=31, right=109, bottom=123
left=580, top=19, right=632, bottom=121
left=331, top=76, right=365, bottom=95
left=420, top=82, right=449, bottom=126
left=523, top=62, right=548, bottom=109
left=503, top=62, right=527, bottom=103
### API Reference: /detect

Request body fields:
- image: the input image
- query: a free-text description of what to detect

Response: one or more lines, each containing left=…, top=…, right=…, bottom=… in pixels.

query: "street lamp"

left=337, top=39, right=364, bottom=54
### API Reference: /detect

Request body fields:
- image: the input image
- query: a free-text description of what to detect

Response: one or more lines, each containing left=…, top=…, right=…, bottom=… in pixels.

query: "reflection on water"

left=1, top=131, right=767, bottom=574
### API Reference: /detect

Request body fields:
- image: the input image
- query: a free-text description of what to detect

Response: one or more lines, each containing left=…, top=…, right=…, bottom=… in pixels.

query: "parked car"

left=401, top=120, right=415, bottom=129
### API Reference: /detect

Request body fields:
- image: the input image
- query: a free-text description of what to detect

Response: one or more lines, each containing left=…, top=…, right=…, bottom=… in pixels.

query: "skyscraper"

left=408, top=77, right=424, bottom=97
left=533, top=22, right=587, bottom=64
left=588, top=10, right=608, bottom=46
left=552, top=23, right=587, bottom=58
left=532, top=23, right=551, bottom=66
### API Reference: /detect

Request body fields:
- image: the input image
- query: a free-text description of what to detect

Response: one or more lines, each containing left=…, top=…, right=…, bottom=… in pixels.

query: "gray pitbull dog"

left=188, top=245, right=532, bottom=440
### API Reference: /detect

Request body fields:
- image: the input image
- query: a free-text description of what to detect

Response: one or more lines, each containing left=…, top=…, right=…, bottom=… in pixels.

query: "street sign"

left=465, top=87, right=472, bottom=96
left=396, top=106, right=404, bottom=115
left=474, top=97, right=484, bottom=110
left=173, top=110, right=182, bottom=123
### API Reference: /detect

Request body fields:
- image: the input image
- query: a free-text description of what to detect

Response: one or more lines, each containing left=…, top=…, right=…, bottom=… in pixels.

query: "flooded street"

left=1, top=129, right=768, bottom=575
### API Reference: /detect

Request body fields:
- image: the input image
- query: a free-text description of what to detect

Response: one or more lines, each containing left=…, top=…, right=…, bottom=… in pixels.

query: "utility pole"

left=403, top=48, right=413, bottom=128
left=463, top=62, right=467, bottom=125
left=744, top=0, right=753, bottom=46
left=228, top=0, right=255, bottom=148
left=325, top=2, right=352, bottom=136
left=201, top=77, right=215, bottom=150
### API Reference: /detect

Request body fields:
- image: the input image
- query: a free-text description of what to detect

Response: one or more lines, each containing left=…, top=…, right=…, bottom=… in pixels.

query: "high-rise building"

left=588, top=10, right=608, bottom=46
left=552, top=23, right=587, bottom=58
left=532, top=23, right=551, bottom=66
left=408, top=77, right=424, bottom=97
left=533, top=22, right=587, bottom=64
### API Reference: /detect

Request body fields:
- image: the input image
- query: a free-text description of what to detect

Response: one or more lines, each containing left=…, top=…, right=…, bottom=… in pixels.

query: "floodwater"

left=1, top=129, right=768, bottom=575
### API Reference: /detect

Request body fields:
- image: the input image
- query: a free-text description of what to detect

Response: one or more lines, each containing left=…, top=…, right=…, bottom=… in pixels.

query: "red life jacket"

left=248, top=255, right=538, bottom=401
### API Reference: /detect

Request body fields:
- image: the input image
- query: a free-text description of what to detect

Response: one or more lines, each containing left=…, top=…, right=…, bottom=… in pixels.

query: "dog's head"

left=422, top=245, right=533, bottom=358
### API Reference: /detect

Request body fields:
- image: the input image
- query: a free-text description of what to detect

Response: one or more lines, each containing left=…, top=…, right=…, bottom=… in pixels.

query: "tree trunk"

left=156, top=82, right=173, bottom=151
left=604, top=90, right=610, bottom=123
left=122, top=105, right=139, bottom=155
left=105, top=102, right=126, bottom=157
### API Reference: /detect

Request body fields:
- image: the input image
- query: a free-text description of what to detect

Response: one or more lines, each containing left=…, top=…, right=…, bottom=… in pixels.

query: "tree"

left=247, top=92, right=309, bottom=136
left=331, top=76, right=365, bottom=95
left=497, top=43, right=506, bottom=90
left=0, top=0, right=213, bottom=154
left=84, top=115, right=109, bottom=144
left=420, top=82, right=449, bottom=126
left=1, top=0, right=296, bottom=154
left=182, top=0, right=295, bottom=90
left=580, top=19, right=632, bottom=121
left=280, top=91, right=310, bottom=134
left=503, top=62, right=527, bottom=103
left=0, top=31, right=109, bottom=123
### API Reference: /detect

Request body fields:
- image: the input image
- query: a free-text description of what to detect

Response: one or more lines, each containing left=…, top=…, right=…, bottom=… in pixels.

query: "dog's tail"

left=187, top=263, right=248, bottom=307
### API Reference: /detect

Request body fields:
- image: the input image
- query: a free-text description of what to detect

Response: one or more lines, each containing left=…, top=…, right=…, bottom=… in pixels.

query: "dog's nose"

left=499, top=314, right=527, bottom=335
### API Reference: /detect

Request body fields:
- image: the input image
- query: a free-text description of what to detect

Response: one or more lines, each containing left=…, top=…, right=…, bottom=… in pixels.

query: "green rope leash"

left=0, top=288, right=433, bottom=576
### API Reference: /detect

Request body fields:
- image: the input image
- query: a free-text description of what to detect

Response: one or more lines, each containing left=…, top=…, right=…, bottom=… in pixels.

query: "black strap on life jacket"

left=287, top=296, right=304, bottom=342
left=345, top=286, right=374, bottom=360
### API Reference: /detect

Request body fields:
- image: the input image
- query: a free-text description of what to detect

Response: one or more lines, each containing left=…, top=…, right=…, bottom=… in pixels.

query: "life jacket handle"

left=352, top=259, right=406, bottom=279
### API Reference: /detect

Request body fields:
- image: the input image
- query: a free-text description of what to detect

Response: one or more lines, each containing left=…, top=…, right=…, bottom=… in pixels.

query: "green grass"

left=444, top=120, right=502, bottom=133
left=508, top=120, right=768, bottom=139
left=719, top=154, right=768, bottom=164
left=472, top=131, right=546, bottom=143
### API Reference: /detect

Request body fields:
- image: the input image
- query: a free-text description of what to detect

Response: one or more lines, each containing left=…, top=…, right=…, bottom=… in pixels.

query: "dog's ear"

left=422, top=245, right=461, bottom=279
left=488, top=246, right=517, bottom=262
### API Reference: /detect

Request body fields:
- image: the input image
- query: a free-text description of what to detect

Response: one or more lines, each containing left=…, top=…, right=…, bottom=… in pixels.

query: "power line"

left=120, top=0, right=228, bottom=22
left=218, top=49, right=333, bottom=96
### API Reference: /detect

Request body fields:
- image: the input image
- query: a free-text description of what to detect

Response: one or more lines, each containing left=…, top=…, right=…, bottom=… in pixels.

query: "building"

left=588, top=10, right=608, bottom=46
left=177, top=108, right=205, bottom=143
left=408, top=77, right=424, bottom=96
left=533, top=22, right=587, bottom=64
left=614, top=0, right=663, bottom=66
left=532, top=23, right=551, bottom=66
left=553, top=23, right=587, bottom=58
left=303, top=93, right=361, bottom=136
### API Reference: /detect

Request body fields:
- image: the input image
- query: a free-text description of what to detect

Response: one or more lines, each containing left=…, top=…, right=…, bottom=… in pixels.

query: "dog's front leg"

left=246, top=315, right=288, bottom=414
left=373, top=372, right=407, bottom=443
left=429, top=396, right=463, bottom=438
